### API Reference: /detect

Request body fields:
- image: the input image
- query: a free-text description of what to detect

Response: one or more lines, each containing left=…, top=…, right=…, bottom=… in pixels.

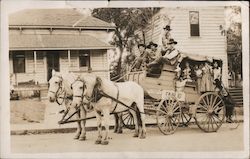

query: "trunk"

left=116, top=46, right=124, bottom=79
left=114, top=28, right=124, bottom=81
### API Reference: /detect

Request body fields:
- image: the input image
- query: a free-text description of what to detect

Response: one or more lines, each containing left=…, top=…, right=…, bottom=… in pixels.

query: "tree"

left=92, top=8, right=160, bottom=80
left=225, top=6, right=242, bottom=76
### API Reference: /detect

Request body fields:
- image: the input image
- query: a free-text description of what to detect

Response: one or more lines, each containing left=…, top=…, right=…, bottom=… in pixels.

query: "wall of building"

left=9, top=49, right=109, bottom=85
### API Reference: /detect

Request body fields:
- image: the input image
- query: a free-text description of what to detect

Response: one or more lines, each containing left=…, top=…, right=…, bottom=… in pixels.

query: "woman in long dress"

left=200, top=62, right=213, bottom=92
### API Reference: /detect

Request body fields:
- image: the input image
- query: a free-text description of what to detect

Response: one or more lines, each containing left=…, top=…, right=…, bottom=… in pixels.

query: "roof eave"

left=9, top=46, right=115, bottom=51
left=9, top=25, right=116, bottom=30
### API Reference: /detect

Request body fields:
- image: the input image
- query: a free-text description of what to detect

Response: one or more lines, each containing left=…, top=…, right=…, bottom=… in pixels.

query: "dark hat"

left=137, top=44, right=146, bottom=48
left=147, top=41, right=158, bottom=48
left=163, top=25, right=172, bottom=30
left=167, top=38, right=177, bottom=45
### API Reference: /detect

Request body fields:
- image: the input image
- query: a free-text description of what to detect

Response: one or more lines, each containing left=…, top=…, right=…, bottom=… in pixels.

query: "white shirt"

left=213, top=67, right=221, bottom=80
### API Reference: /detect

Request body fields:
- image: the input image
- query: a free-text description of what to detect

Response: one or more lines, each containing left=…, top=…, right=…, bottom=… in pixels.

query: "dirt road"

left=11, top=123, right=244, bottom=153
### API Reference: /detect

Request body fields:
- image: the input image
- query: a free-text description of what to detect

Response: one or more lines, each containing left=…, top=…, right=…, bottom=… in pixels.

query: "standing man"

left=161, top=25, right=172, bottom=55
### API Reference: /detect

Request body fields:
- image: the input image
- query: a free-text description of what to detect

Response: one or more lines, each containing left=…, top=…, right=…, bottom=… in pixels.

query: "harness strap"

left=99, top=90, right=145, bottom=114
left=111, top=83, right=119, bottom=113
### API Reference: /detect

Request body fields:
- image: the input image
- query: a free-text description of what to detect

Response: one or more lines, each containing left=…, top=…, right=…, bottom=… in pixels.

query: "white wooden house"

left=135, top=6, right=228, bottom=86
left=9, top=9, right=115, bottom=85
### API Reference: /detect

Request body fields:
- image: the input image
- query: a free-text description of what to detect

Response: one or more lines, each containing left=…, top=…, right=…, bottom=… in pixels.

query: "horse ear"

left=96, top=76, right=102, bottom=87
left=52, top=69, right=56, bottom=76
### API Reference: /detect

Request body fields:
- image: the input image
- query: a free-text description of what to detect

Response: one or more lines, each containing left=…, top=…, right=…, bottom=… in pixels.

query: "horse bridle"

left=71, top=78, right=88, bottom=102
left=72, top=77, right=119, bottom=113
left=49, top=75, right=65, bottom=105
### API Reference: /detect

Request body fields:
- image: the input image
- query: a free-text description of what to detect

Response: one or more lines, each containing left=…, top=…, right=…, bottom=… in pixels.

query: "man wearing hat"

left=146, top=41, right=161, bottom=63
left=148, top=38, right=180, bottom=67
left=133, top=43, right=148, bottom=70
left=161, top=25, right=172, bottom=54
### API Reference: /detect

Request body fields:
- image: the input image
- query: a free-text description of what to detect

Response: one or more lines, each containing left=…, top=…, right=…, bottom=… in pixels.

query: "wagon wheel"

left=179, top=110, right=192, bottom=127
left=156, top=95, right=182, bottom=135
left=121, top=111, right=135, bottom=130
left=195, top=92, right=225, bottom=132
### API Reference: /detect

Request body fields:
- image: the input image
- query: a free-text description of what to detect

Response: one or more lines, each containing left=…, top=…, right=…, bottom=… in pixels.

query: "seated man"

left=145, top=42, right=162, bottom=77
left=146, top=41, right=161, bottom=63
left=147, top=38, right=182, bottom=67
left=133, top=44, right=147, bottom=71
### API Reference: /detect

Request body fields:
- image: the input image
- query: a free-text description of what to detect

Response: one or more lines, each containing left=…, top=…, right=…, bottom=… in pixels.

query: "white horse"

left=48, top=70, right=87, bottom=140
left=71, top=74, right=146, bottom=145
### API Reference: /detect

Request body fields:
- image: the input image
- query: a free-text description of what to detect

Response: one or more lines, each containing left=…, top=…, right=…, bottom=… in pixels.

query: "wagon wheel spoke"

left=202, top=98, right=209, bottom=107
left=211, top=95, right=218, bottom=108
left=197, top=103, right=208, bottom=111
left=121, top=111, right=135, bottom=130
left=213, top=100, right=223, bottom=110
left=210, top=115, right=220, bottom=131
left=180, top=111, right=192, bottom=127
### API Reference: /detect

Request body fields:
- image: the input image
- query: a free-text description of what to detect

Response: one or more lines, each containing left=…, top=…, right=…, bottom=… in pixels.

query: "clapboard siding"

left=69, top=50, right=80, bottom=72
left=91, top=50, right=108, bottom=70
left=140, top=7, right=228, bottom=86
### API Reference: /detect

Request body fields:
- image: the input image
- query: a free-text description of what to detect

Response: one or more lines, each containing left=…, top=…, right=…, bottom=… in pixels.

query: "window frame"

left=12, top=51, right=26, bottom=73
left=79, top=50, right=91, bottom=69
left=189, top=11, right=200, bottom=37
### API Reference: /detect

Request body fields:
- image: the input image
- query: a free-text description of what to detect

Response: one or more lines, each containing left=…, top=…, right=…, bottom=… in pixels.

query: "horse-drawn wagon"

left=122, top=54, right=227, bottom=135
left=48, top=52, right=234, bottom=145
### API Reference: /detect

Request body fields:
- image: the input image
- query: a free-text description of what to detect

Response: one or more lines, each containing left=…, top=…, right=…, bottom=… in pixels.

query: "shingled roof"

left=9, top=34, right=114, bottom=50
left=9, top=9, right=115, bottom=29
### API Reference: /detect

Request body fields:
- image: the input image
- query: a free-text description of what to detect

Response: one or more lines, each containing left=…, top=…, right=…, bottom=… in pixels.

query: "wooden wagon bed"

left=126, top=63, right=200, bottom=103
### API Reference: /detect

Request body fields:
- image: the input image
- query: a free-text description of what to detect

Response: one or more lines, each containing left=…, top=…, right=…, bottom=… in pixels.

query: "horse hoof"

left=133, top=134, right=139, bottom=137
left=117, top=130, right=123, bottom=134
left=79, top=136, right=86, bottom=141
left=74, top=136, right=80, bottom=140
left=139, top=135, right=146, bottom=139
left=101, top=140, right=109, bottom=145
left=95, top=140, right=102, bottom=144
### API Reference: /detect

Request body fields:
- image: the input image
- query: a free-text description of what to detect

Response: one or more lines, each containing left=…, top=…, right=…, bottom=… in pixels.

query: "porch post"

left=68, top=50, right=71, bottom=70
left=34, top=51, right=37, bottom=84
left=44, top=52, right=47, bottom=82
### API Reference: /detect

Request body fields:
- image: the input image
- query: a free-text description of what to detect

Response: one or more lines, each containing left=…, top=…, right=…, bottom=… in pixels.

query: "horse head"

left=48, top=71, right=63, bottom=102
left=71, top=74, right=101, bottom=108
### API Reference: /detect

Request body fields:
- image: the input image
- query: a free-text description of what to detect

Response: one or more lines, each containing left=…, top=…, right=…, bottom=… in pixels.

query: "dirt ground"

left=10, top=99, right=46, bottom=124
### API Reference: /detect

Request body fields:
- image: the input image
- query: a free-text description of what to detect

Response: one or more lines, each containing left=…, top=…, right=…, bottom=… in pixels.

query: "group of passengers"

left=132, top=25, right=183, bottom=72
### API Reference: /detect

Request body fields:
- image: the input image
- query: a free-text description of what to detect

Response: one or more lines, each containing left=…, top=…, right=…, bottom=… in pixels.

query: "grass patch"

left=10, top=99, right=46, bottom=124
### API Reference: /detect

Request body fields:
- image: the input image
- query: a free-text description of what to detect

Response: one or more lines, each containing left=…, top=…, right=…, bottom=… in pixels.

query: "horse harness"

left=73, top=77, right=120, bottom=113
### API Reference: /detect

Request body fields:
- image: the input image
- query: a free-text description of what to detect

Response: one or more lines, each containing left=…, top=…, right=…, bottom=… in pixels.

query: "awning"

left=181, top=52, right=222, bottom=62
left=9, top=34, right=114, bottom=50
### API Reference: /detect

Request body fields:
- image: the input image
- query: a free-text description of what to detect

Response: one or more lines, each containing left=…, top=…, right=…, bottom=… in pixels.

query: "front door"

left=47, top=51, right=60, bottom=81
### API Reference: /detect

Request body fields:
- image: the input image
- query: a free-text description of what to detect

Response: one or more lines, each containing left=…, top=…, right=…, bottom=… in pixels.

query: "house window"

left=13, top=51, right=25, bottom=73
left=79, top=50, right=90, bottom=68
left=189, top=11, right=200, bottom=36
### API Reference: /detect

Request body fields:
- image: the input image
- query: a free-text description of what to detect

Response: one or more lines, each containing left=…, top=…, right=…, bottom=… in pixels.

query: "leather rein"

left=48, top=75, right=67, bottom=105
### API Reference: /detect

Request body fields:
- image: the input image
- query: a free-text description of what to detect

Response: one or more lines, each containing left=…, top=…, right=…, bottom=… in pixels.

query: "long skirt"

left=200, top=73, right=213, bottom=92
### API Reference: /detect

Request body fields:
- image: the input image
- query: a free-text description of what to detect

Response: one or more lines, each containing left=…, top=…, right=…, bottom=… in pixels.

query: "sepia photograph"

left=0, top=1, right=249, bottom=158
